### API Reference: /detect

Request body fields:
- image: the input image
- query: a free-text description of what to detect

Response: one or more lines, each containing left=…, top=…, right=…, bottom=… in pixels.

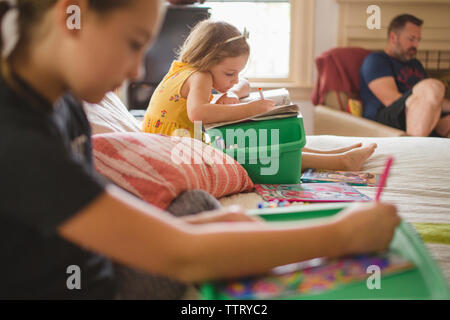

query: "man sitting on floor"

left=360, top=14, right=450, bottom=137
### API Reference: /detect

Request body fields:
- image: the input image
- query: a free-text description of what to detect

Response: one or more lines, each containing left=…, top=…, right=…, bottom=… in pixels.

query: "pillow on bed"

left=83, top=92, right=141, bottom=135
left=92, top=132, right=254, bottom=209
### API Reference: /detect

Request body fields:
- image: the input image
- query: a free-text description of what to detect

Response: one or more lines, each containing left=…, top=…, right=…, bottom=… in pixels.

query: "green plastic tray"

left=206, top=116, right=306, bottom=184
left=200, top=203, right=450, bottom=300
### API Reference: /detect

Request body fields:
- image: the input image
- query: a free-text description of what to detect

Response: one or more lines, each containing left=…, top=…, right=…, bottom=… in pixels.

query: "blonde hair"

left=178, top=20, right=250, bottom=72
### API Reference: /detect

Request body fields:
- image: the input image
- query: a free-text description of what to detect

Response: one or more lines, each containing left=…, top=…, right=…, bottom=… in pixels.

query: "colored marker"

left=375, top=156, right=394, bottom=202
left=258, top=88, right=264, bottom=100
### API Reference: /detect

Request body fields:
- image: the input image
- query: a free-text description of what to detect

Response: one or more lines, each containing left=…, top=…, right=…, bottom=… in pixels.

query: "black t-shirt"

left=359, top=51, right=427, bottom=119
left=0, top=74, right=116, bottom=299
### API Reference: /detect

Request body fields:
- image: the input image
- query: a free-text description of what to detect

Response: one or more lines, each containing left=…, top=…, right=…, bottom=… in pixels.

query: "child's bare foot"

left=328, top=143, right=363, bottom=154
left=341, top=143, right=377, bottom=171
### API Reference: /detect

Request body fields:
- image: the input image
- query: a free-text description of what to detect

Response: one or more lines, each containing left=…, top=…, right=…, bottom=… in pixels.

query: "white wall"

left=298, top=0, right=339, bottom=134
left=313, top=0, right=339, bottom=81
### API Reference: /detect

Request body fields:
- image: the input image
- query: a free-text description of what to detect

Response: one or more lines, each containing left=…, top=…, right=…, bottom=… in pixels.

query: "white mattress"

left=219, top=135, right=450, bottom=283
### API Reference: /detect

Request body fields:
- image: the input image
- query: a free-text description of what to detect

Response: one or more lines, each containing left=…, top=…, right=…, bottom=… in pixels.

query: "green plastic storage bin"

left=206, top=115, right=306, bottom=184
left=200, top=203, right=450, bottom=300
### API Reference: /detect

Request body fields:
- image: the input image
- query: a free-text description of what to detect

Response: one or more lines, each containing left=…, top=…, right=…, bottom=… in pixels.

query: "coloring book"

left=255, top=183, right=371, bottom=202
left=301, top=169, right=381, bottom=187
left=215, top=252, right=415, bottom=299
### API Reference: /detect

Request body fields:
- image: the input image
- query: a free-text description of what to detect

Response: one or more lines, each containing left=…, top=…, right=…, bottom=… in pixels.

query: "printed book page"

left=240, top=88, right=291, bottom=106
left=205, top=88, right=300, bottom=130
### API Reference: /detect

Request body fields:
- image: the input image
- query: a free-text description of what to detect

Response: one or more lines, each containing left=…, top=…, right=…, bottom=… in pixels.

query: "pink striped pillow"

left=92, top=132, right=254, bottom=209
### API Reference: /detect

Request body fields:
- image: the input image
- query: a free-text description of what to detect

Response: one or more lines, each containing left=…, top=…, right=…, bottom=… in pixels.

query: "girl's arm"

left=216, top=78, right=251, bottom=104
left=229, top=77, right=250, bottom=99
left=185, top=71, right=274, bottom=124
left=180, top=207, right=264, bottom=224
left=58, top=184, right=399, bottom=283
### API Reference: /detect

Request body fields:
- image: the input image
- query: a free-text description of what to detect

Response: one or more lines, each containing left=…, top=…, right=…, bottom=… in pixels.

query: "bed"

left=220, top=135, right=450, bottom=285
left=85, top=93, right=450, bottom=297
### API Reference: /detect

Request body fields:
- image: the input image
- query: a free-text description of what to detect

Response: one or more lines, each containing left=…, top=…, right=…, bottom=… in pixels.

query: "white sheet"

left=219, top=135, right=450, bottom=283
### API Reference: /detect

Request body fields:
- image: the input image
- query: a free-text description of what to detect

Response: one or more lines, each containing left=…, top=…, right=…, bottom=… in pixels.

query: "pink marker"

left=375, top=156, right=394, bottom=202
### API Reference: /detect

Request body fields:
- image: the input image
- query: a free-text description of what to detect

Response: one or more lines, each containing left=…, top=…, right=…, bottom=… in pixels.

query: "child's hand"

left=216, top=92, right=240, bottom=105
left=247, top=99, right=276, bottom=114
left=336, top=202, right=400, bottom=255
left=181, top=206, right=265, bottom=224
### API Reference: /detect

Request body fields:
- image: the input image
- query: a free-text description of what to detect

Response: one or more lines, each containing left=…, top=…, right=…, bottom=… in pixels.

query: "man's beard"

left=395, top=45, right=417, bottom=61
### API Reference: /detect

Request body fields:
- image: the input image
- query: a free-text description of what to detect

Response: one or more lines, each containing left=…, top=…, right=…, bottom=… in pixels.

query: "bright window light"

left=207, top=1, right=291, bottom=79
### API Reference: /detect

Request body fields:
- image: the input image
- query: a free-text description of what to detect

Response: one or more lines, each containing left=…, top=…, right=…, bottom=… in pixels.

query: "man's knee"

left=413, top=79, right=445, bottom=107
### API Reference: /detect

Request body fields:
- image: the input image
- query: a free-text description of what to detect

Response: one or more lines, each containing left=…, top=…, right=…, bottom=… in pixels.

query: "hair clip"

left=223, top=27, right=250, bottom=44
left=1, top=0, right=20, bottom=59
left=242, top=28, right=250, bottom=40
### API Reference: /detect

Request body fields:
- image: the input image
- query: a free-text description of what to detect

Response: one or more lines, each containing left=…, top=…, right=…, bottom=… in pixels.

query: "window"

left=207, top=0, right=314, bottom=90
left=208, top=0, right=290, bottom=79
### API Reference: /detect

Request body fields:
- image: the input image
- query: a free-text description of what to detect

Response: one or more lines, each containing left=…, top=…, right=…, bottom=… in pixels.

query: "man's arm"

left=368, top=76, right=403, bottom=107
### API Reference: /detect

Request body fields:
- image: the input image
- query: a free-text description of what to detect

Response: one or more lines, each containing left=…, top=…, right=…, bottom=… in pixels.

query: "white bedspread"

left=219, top=136, right=450, bottom=283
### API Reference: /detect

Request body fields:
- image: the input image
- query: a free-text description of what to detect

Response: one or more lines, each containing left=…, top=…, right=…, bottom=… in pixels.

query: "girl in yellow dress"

left=142, top=20, right=275, bottom=138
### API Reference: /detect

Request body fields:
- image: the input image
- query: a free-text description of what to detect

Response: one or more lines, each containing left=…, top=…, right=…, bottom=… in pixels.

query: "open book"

left=255, top=183, right=372, bottom=202
left=214, top=252, right=415, bottom=299
left=301, top=169, right=381, bottom=187
left=204, top=88, right=300, bottom=130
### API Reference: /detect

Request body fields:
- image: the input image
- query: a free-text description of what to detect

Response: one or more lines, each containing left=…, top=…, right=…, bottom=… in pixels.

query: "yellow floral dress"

left=142, top=61, right=212, bottom=138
